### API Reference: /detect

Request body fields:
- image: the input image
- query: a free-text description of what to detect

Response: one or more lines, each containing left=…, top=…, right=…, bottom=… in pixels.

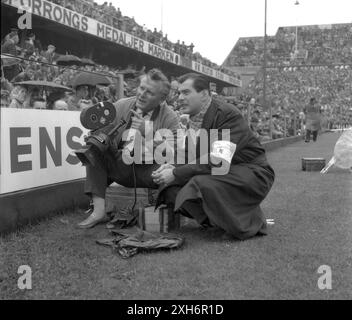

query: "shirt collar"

left=136, top=107, right=153, bottom=118
left=190, top=97, right=212, bottom=121
left=203, top=97, right=212, bottom=112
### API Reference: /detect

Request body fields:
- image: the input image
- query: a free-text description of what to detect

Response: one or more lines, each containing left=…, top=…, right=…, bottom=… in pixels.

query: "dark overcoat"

left=304, top=104, right=321, bottom=131
left=157, top=98, right=275, bottom=240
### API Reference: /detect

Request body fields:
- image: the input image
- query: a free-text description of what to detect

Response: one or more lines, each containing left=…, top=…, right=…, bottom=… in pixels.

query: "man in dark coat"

left=304, top=97, right=321, bottom=142
left=153, top=73, right=275, bottom=240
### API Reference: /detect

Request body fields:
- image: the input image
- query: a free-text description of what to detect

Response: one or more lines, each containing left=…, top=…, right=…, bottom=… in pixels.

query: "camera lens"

left=90, top=114, right=98, bottom=122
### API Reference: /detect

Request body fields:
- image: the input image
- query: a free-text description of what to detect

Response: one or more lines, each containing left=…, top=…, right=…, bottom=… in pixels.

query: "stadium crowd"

left=226, top=24, right=352, bottom=67
left=1, top=27, right=147, bottom=110
left=225, top=64, right=352, bottom=141
left=221, top=23, right=352, bottom=139
left=2, top=21, right=351, bottom=140
left=47, top=0, right=238, bottom=78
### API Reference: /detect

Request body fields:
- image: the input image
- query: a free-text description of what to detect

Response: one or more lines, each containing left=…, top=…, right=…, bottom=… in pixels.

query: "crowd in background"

left=221, top=23, right=352, bottom=139
left=226, top=24, right=352, bottom=67
left=222, top=64, right=352, bottom=141
left=245, top=66, right=352, bottom=114
left=2, top=22, right=351, bottom=140
left=1, top=28, right=145, bottom=110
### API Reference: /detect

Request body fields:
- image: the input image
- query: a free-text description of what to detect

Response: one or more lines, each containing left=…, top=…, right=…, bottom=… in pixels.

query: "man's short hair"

left=178, top=73, right=210, bottom=94
left=9, top=32, right=18, bottom=39
left=139, top=68, right=170, bottom=100
left=75, top=85, right=87, bottom=91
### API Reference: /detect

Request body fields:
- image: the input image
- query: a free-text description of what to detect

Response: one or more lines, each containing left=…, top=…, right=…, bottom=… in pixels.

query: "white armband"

left=210, top=140, right=237, bottom=163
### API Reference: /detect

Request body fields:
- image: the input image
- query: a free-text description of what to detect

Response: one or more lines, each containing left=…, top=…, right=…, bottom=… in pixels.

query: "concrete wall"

left=0, top=179, right=88, bottom=235
left=262, top=135, right=304, bottom=152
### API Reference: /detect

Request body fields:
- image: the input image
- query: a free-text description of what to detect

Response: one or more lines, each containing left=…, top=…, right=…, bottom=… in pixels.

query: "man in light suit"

left=78, top=69, right=180, bottom=228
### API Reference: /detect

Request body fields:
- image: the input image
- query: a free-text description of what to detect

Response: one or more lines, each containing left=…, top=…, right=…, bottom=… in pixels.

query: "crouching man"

left=77, top=69, right=180, bottom=229
left=153, top=73, right=275, bottom=240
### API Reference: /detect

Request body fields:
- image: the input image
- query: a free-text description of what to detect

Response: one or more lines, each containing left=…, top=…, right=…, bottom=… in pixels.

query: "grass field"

left=0, top=132, right=351, bottom=300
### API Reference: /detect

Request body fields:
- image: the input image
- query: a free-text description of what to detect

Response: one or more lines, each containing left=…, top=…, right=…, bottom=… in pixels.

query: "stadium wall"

left=0, top=108, right=90, bottom=234
left=0, top=179, right=87, bottom=234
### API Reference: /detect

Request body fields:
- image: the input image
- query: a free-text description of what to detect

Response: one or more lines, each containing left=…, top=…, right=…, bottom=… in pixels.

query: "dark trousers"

left=158, top=164, right=275, bottom=239
left=160, top=186, right=207, bottom=223
left=305, top=129, right=318, bottom=142
left=84, top=150, right=160, bottom=198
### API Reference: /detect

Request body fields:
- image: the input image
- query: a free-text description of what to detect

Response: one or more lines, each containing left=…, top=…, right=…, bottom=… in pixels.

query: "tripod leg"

left=320, top=157, right=336, bottom=174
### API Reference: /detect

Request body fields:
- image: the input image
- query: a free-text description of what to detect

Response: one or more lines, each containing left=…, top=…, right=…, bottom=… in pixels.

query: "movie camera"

left=75, top=101, right=126, bottom=166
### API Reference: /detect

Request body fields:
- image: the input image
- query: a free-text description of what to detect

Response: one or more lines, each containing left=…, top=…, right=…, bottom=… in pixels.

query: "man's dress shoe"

left=77, top=215, right=110, bottom=229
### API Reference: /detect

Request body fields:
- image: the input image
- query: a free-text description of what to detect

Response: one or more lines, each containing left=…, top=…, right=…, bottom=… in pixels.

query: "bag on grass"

left=96, top=226, right=185, bottom=258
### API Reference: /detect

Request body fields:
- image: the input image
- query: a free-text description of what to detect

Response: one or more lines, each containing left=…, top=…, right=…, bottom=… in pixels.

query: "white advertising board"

left=0, top=108, right=89, bottom=194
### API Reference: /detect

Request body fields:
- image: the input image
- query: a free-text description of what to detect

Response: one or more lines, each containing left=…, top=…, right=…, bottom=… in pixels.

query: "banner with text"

left=0, top=108, right=89, bottom=194
left=3, top=0, right=180, bottom=65
left=3, top=0, right=241, bottom=87
left=192, top=61, right=242, bottom=87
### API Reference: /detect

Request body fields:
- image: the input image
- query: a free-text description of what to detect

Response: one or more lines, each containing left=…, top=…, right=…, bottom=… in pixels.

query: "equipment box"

left=302, top=158, right=326, bottom=171
left=141, top=206, right=189, bottom=233
left=105, top=184, right=188, bottom=233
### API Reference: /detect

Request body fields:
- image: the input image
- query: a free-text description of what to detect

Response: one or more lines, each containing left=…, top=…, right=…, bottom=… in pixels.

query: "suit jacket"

left=111, top=96, right=180, bottom=152
left=173, top=98, right=270, bottom=185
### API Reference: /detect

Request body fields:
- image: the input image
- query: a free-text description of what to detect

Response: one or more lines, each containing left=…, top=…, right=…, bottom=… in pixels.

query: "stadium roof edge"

left=277, top=22, right=352, bottom=29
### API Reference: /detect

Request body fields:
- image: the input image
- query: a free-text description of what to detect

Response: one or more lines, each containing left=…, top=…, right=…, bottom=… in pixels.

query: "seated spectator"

left=53, top=99, right=68, bottom=110
left=11, top=66, right=35, bottom=82
left=8, top=85, right=27, bottom=108
left=22, top=33, right=36, bottom=57
left=2, top=30, right=20, bottom=80
left=41, top=45, right=56, bottom=64
left=108, top=84, right=118, bottom=103
left=46, top=90, right=66, bottom=109
left=2, top=28, right=18, bottom=44
left=66, top=85, right=89, bottom=111
left=1, top=76, right=13, bottom=93
left=166, top=79, right=179, bottom=109
left=95, top=86, right=109, bottom=102
left=32, top=97, right=47, bottom=109
left=33, top=58, right=50, bottom=81
left=271, top=116, right=284, bottom=139
left=1, top=89, right=10, bottom=108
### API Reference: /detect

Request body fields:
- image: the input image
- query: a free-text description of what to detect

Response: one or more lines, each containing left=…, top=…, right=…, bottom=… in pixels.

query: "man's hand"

left=151, top=164, right=175, bottom=185
left=130, top=109, right=146, bottom=135
left=152, top=164, right=175, bottom=175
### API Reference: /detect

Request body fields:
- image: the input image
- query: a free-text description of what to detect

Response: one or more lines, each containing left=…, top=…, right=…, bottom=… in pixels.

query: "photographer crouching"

left=77, top=69, right=180, bottom=229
